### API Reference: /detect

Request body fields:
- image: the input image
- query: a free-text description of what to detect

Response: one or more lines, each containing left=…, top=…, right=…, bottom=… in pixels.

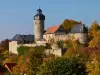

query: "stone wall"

left=9, top=41, right=18, bottom=54
left=43, top=33, right=88, bottom=44
left=9, top=41, right=46, bottom=54
left=55, top=34, right=69, bottom=41
left=70, top=33, right=88, bottom=44
left=43, top=34, right=55, bottom=42
left=34, top=20, right=44, bottom=41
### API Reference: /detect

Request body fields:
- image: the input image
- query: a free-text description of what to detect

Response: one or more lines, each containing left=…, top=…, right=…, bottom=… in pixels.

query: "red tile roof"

left=44, top=25, right=60, bottom=34
left=4, top=63, right=16, bottom=72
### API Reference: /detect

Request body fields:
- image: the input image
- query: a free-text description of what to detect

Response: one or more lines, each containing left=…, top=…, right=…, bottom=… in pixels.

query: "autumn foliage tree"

left=12, top=55, right=29, bottom=75
left=0, top=39, right=10, bottom=51
left=89, top=31, right=100, bottom=48
left=0, top=39, right=10, bottom=64
left=89, top=21, right=100, bottom=37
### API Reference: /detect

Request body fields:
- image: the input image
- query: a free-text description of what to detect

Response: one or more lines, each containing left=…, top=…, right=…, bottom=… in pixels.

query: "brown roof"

left=5, top=63, right=16, bottom=72
left=44, top=25, right=60, bottom=34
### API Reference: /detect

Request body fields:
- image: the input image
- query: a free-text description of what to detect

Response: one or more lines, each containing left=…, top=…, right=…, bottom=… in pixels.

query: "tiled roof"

left=5, top=63, right=16, bottom=72
left=12, top=34, right=34, bottom=43
left=44, top=25, right=60, bottom=34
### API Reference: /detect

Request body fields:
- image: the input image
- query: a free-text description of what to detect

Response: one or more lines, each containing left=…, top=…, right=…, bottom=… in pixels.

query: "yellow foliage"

left=86, top=54, right=100, bottom=75
left=12, top=55, right=29, bottom=75
left=89, top=21, right=100, bottom=37
left=89, top=31, right=100, bottom=47
left=3, top=58, right=10, bottom=65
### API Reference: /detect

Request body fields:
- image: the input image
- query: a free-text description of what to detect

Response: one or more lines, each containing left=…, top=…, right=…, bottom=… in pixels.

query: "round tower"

left=34, top=8, right=45, bottom=41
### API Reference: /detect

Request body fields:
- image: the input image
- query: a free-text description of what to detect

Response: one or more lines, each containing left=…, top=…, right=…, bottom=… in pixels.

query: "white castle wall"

left=9, top=41, right=18, bottom=54
left=70, top=33, right=88, bottom=44
left=9, top=33, right=87, bottom=55
left=9, top=41, right=46, bottom=54
left=55, top=34, right=69, bottom=41
left=43, top=34, right=55, bottom=42
left=43, top=33, right=88, bottom=44
left=9, top=41, right=62, bottom=56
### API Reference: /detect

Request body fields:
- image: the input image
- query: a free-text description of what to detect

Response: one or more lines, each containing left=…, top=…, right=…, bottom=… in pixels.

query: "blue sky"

left=0, top=0, right=100, bottom=41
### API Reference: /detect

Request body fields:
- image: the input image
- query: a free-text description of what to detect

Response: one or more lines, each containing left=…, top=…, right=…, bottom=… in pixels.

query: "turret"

left=34, top=8, right=45, bottom=41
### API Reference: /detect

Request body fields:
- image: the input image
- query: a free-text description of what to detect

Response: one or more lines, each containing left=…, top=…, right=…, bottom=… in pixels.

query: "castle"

left=9, top=8, right=88, bottom=55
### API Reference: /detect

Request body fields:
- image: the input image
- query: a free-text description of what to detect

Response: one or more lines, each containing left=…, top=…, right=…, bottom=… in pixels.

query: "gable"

left=55, top=25, right=67, bottom=33
left=11, top=34, right=34, bottom=44
left=12, top=34, right=23, bottom=41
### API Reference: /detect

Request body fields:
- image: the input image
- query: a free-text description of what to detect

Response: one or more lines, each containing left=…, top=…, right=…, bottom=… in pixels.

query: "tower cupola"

left=37, top=8, right=42, bottom=14
left=34, top=8, right=45, bottom=20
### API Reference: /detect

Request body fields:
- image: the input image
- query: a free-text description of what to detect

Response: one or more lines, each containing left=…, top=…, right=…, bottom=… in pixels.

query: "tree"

left=27, top=46, right=45, bottom=75
left=17, top=46, right=30, bottom=56
left=12, top=55, right=29, bottom=75
left=0, top=39, right=10, bottom=51
left=3, top=53, right=18, bottom=65
left=38, top=57, right=87, bottom=75
left=0, top=39, right=10, bottom=64
left=62, top=19, right=81, bottom=31
left=89, top=21, right=100, bottom=37
left=86, top=53, right=100, bottom=75
left=89, top=31, right=100, bottom=48
left=63, top=39, right=83, bottom=58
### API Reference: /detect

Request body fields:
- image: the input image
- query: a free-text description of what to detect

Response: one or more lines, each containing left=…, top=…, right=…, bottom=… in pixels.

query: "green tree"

left=27, top=46, right=45, bottom=75
left=38, top=57, right=87, bottom=75
left=17, top=46, right=30, bottom=56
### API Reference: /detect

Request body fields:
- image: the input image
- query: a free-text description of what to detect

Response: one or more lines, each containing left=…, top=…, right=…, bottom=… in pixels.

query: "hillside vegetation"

left=1, top=20, right=100, bottom=75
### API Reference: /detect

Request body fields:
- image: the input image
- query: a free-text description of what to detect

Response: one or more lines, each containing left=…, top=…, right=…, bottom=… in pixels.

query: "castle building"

left=43, top=24, right=88, bottom=44
left=9, top=8, right=88, bottom=55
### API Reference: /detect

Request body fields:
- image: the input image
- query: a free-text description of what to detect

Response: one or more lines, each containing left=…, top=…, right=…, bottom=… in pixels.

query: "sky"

left=0, top=0, right=100, bottom=41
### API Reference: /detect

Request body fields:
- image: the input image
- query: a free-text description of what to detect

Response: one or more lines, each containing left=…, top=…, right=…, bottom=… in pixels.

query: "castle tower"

left=34, top=8, right=45, bottom=41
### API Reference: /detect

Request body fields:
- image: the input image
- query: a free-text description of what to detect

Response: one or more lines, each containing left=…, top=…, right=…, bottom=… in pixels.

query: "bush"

left=17, top=46, right=30, bottom=56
